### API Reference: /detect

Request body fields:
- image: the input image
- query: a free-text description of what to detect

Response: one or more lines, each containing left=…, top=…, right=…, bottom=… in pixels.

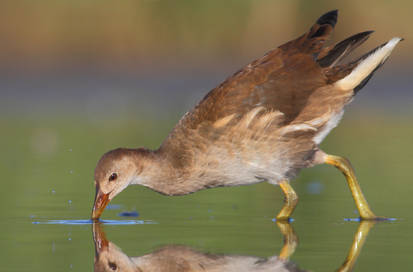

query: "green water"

left=1, top=115, right=412, bottom=271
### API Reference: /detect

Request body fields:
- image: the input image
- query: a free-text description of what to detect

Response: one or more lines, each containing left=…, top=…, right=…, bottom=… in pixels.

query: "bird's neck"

left=132, top=148, right=201, bottom=196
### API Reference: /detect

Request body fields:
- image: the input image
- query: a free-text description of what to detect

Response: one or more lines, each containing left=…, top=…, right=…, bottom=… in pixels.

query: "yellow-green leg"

left=337, top=221, right=376, bottom=272
left=276, top=180, right=298, bottom=221
left=324, top=154, right=381, bottom=220
left=276, top=221, right=298, bottom=260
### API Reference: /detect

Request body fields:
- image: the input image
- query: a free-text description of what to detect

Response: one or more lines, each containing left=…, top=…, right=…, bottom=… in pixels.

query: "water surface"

left=1, top=117, right=413, bottom=271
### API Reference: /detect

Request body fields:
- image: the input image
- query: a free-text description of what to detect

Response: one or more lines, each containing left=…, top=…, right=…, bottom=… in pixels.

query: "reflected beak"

left=92, top=184, right=110, bottom=220
left=92, top=222, right=109, bottom=258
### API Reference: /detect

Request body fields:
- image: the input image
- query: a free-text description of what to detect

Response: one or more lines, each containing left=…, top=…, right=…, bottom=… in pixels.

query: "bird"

left=92, top=221, right=304, bottom=272
left=91, top=10, right=401, bottom=221
left=92, top=221, right=376, bottom=272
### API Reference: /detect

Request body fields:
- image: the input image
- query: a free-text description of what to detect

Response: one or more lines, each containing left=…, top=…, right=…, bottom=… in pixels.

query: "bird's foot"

left=345, top=216, right=396, bottom=222
left=274, top=216, right=294, bottom=223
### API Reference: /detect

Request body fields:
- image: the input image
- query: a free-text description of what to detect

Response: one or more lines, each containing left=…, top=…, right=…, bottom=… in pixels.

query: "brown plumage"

left=92, top=10, right=401, bottom=220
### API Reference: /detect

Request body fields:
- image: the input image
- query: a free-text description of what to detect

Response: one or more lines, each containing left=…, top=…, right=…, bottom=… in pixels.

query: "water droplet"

left=68, top=200, right=72, bottom=205
left=51, top=189, right=56, bottom=194
left=107, top=204, right=122, bottom=210
left=68, top=237, right=72, bottom=241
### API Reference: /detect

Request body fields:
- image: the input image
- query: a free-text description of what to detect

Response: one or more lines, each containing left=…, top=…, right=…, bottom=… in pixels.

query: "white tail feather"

left=334, top=37, right=402, bottom=90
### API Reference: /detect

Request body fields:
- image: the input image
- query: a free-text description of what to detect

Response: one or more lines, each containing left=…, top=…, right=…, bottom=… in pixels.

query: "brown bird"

left=92, top=10, right=401, bottom=221
left=92, top=221, right=376, bottom=272
left=93, top=221, right=304, bottom=272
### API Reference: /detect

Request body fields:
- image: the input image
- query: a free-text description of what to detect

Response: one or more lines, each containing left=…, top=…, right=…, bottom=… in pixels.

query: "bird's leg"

left=324, top=154, right=379, bottom=220
left=276, top=180, right=298, bottom=221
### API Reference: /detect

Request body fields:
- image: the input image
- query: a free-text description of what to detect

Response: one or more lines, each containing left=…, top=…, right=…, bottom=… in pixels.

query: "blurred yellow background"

left=0, top=0, right=411, bottom=68
left=1, top=0, right=411, bottom=119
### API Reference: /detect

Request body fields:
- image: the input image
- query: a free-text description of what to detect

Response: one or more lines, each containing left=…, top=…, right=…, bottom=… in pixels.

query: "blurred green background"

left=0, top=0, right=412, bottom=271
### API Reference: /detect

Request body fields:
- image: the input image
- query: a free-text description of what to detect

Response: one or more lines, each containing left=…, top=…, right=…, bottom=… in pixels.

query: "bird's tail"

left=281, top=9, right=402, bottom=94
left=280, top=10, right=338, bottom=54
left=332, top=37, right=402, bottom=93
left=317, top=30, right=374, bottom=68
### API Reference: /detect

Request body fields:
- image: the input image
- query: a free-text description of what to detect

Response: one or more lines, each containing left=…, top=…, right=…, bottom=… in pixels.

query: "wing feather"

left=156, top=10, right=375, bottom=175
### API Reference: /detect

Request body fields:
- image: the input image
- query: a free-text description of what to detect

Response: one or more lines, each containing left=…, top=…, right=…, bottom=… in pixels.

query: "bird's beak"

left=92, top=184, right=110, bottom=220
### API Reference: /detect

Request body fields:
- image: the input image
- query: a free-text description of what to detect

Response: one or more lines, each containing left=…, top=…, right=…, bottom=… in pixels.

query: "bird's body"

left=92, top=10, right=401, bottom=220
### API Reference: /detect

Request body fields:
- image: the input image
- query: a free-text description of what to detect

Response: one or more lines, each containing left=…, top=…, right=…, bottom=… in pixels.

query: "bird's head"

left=91, top=148, right=148, bottom=220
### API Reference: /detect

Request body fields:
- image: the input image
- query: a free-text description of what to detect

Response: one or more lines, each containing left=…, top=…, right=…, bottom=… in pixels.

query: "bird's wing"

left=157, top=10, right=374, bottom=171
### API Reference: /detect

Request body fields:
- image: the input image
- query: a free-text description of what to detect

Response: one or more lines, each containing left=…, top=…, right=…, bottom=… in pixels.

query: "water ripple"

left=32, top=219, right=155, bottom=225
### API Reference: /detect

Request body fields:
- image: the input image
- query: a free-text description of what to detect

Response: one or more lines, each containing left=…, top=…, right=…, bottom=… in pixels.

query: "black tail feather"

left=309, top=10, right=339, bottom=39
left=316, top=10, right=338, bottom=27
left=318, top=31, right=374, bottom=67
left=280, top=10, right=339, bottom=55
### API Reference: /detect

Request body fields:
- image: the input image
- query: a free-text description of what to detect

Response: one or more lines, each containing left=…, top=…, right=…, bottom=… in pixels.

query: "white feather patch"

left=313, top=110, right=344, bottom=144
left=334, top=37, right=402, bottom=90
left=213, top=114, right=236, bottom=128
left=242, top=107, right=265, bottom=128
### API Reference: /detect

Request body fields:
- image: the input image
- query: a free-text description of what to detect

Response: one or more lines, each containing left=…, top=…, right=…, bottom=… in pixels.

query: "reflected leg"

left=337, top=221, right=376, bottom=272
left=276, top=221, right=298, bottom=261
left=324, top=154, right=380, bottom=220
left=276, top=180, right=298, bottom=221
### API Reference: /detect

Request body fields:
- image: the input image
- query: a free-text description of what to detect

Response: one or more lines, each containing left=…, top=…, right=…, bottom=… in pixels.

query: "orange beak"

left=92, top=184, right=110, bottom=220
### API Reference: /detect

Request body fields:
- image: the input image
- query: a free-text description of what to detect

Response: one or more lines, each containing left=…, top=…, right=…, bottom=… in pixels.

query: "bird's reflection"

left=93, top=221, right=376, bottom=272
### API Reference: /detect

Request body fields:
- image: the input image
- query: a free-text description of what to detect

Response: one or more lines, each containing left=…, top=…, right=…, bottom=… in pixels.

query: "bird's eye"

left=108, top=261, right=117, bottom=270
left=108, top=173, right=118, bottom=182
